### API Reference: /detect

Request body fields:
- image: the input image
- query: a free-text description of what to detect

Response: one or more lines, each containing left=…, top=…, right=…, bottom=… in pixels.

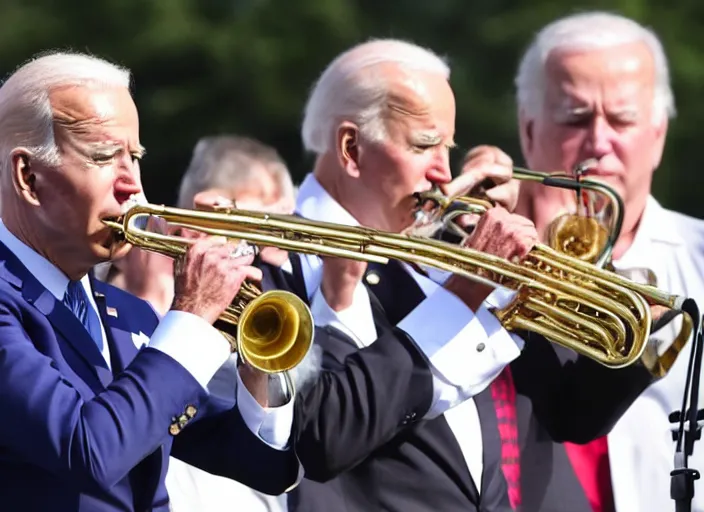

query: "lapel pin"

left=106, top=306, right=118, bottom=318
left=365, top=272, right=380, bottom=285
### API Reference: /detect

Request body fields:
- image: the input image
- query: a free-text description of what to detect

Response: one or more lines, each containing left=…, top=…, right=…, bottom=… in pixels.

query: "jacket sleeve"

left=170, top=395, right=301, bottom=496
left=512, top=332, right=655, bottom=443
left=292, top=324, right=434, bottom=482
left=0, top=289, right=226, bottom=494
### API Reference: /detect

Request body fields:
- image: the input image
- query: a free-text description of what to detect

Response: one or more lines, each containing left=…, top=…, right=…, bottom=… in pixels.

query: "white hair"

left=515, top=11, right=676, bottom=125
left=176, top=134, right=295, bottom=210
left=301, top=39, right=451, bottom=155
left=0, top=51, right=131, bottom=184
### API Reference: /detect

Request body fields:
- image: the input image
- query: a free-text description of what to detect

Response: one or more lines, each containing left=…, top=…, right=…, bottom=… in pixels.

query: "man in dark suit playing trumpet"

left=240, top=38, right=663, bottom=512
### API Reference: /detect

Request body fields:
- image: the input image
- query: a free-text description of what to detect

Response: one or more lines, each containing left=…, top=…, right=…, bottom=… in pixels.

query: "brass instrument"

left=412, top=161, right=694, bottom=377
left=103, top=212, right=314, bottom=398
left=104, top=190, right=689, bottom=375
left=412, top=160, right=622, bottom=268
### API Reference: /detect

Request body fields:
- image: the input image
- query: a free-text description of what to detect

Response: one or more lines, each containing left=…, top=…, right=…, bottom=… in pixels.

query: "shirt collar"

left=0, top=219, right=90, bottom=301
left=617, top=195, right=684, bottom=268
left=295, top=173, right=360, bottom=227
left=294, top=173, right=363, bottom=296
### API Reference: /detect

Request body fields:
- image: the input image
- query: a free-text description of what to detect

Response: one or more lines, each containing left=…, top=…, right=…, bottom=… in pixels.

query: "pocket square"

left=131, top=331, right=150, bottom=349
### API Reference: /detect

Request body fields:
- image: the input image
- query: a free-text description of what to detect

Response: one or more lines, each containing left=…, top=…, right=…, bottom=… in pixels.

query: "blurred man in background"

left=166, top=134, right=297, bottom=512
left=511, top=11, right=704, bottom=512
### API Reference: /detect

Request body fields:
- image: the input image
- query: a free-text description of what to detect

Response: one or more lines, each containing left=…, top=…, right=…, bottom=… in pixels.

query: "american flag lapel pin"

left=106, top=306, right=118, bottom=318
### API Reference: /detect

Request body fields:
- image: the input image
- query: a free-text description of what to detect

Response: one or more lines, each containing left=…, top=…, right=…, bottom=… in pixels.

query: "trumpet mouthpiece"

left=575, top=158, right=599, bottom=176
left=101, top=219, right=124, bottom=231
left=121, top=193, right=148, bottom=214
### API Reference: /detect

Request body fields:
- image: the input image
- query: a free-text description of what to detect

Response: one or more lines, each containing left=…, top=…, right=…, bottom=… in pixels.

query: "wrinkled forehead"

left=383, top=67, right=456, bottom=130
left=49, top=84, right=139, bottom=138
left=543, top=42, right=657, bottom=108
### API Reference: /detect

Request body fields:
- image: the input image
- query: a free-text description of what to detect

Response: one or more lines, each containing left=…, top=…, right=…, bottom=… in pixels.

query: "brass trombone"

left=411, top=161, right=694, bottom=377
left=103, top=186, right=690, bottom=376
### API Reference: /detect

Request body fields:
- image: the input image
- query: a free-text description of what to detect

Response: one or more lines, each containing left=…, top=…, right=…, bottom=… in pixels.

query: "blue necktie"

left=64, top=280, right=104, bottom=352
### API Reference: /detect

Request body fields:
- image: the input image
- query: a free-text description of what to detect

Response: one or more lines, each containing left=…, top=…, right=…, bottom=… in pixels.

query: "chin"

left=90, top=237, right=129, bottom=265
left=589, top=175, right=626, bottom=197
left=109, top=241, right=132, bottom=262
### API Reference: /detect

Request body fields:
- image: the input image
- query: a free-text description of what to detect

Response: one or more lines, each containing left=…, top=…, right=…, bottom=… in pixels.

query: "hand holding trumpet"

left=443, top=145, right=521, bottom=212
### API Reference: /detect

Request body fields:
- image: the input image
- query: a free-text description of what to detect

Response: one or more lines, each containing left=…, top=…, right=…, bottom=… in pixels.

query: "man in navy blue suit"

left=0, top=51, right=300, bottom=511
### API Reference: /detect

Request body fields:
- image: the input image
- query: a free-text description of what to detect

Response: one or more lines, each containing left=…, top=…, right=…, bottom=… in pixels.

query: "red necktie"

left=564, top=437, right=616, bottom=512
left=490, top=366, right=521, bottom=510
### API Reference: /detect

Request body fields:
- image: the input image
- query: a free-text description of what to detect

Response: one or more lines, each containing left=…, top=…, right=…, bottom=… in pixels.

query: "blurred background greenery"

left=1, top=0, right=701, bottom=217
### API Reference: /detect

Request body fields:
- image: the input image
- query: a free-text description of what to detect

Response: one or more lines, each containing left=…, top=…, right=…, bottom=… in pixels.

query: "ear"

left=650, top=117, right=669, bottom=172
left=518, top=109, right=534, bottom=158
left=10, top=149, right=40, bottom=206
left=335, top=122, right=361, bottom=178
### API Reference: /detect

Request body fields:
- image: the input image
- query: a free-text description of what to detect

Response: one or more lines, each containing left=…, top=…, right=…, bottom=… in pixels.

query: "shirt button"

left=476, top=342, right=486, bottom=352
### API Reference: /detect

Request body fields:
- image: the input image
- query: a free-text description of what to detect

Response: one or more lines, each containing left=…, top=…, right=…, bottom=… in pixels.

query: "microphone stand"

left=670, top=300, right=703, bottom=512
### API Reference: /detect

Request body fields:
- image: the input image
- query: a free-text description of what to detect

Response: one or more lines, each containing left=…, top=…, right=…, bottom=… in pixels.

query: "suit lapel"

left=0, top=243, right=113, bottom=388
left=89, top=275, right=165, bottom=503
left=365, top=259, right=480, bottom=500
left=258, top=253, right=310, bottom=305
left=364, top=260, right=426, bottom=325
left=475, top=388, right=505, bottom=499
left=91, top=286, right=139, bottom=374
left=285, top=252, right=309, bottom=303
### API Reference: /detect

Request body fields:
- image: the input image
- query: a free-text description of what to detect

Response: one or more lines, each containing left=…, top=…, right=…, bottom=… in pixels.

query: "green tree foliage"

left=0, top=0, right=700, bottom=218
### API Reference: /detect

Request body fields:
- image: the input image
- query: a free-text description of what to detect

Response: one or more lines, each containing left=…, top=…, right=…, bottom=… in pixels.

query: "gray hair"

left=0, top=51, right=131, bottom=187
left=301, top=38, right=450, bottom=155
left=515, top=11, right=676, bottom=125
left=176, top=135, right=295, bottom=209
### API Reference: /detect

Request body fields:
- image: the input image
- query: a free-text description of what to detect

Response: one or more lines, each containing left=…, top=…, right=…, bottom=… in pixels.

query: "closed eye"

left=92, top=152, right=117, bottom=164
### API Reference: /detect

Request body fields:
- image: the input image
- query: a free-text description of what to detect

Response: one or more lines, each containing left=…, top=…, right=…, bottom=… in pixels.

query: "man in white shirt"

left=0, top=51, right=299, bottom=511
left=510, top=11, right=704, bottom=512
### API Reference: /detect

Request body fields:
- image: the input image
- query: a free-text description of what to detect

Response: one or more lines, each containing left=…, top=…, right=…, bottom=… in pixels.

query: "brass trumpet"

left=412, top=161, right=694, bottom=377
left=103, top=211, right=314, bottom=398
left=103, top=193, right=689, bottom=375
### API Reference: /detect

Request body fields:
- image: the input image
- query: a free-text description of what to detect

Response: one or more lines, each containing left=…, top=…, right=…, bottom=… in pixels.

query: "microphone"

left=670, top=299, right=703, bottom=512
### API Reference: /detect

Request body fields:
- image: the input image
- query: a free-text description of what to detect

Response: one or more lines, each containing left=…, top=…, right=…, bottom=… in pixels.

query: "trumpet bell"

left=547, top=214, right=610, bottom=264
left=236, top=290, right=314, bottom=373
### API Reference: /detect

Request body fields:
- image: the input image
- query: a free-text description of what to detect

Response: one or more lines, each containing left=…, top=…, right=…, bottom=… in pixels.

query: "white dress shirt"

left=604, top=197, right=704, bottom=512
left=295, top=173, right=525, bottom=488
left=0, top=220, right=294, bottom=450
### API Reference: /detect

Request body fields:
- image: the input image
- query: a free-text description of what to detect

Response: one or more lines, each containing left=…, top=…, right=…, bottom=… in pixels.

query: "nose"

left=114, top=159, right=143, bottom=204
left=584, top=115, right=614, bottom=158
left=426, top=149, right=453, bottom=185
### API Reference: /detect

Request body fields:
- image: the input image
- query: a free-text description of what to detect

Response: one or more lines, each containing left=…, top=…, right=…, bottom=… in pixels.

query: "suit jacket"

left=512, top=334, right=657, bottom=512
left=260, top=253, right=655, bottom=512
left=0, top=241, right=298, bottom=512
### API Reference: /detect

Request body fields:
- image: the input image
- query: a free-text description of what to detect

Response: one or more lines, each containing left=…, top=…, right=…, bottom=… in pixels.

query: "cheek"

left=531, top=124, right=581, bottom=171
left=387, top=158, right=425, bottom=204
left=34, top=171, right=84, bottom=231
left=613, top=129, right=657, bottom=176
left=548, top=128, right=586, bottom=170
left=65, top=166, right=119, bottom=235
